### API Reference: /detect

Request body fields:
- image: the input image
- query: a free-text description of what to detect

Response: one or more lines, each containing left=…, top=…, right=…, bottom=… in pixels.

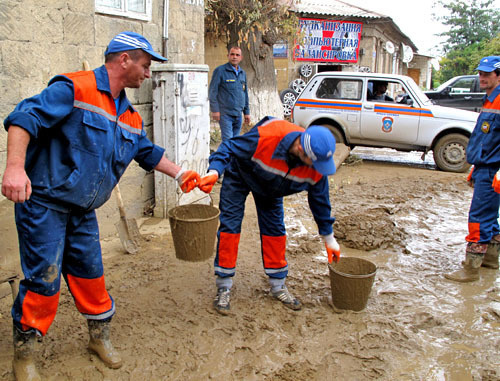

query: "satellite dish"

left=402, top=44, right=414, bottom=63
left=385, top=41, right=395, bottom=54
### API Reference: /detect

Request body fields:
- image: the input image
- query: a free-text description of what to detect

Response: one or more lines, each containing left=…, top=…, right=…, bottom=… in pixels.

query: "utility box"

left=152, top=64, right=211, bottom=218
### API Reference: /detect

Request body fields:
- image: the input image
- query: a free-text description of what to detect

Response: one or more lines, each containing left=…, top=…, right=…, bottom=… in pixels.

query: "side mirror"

left=405, top=98, right=414, bottom=106
left=443, top=86, right=452, bottom=95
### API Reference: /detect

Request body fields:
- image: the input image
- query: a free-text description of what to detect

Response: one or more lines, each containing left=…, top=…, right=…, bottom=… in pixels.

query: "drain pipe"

left=163, top=0, right=169, bottom=59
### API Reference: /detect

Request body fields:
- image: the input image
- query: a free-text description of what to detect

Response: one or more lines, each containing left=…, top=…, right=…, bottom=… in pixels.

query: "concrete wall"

left=0, top=0, right=205, bottom=268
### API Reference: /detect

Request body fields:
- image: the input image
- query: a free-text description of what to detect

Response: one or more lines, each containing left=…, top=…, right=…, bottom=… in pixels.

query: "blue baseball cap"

left=105, top=31, right=167, bottom=62
left=300, top=125, right=336, bottom=176
left=475, top=56, right=500, bottom=72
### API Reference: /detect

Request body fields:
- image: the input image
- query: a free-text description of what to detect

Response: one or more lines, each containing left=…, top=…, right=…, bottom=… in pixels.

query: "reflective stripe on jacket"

left=3, top=65, right=164, bottom=211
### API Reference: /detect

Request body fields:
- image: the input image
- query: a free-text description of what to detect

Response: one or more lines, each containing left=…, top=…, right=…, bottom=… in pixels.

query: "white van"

left=292, top=72, right=479, bottom=172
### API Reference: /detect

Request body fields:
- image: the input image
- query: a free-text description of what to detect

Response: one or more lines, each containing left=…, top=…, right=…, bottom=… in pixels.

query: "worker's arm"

left=154, top=156, right=200, bottom=193
left=1, top=126, right=32, bottom=203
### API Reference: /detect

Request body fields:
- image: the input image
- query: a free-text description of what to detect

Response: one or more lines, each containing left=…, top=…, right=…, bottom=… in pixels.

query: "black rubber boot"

left=12, top=326, right=41, bottom=381
left=87, top=319, right=122, bottom=369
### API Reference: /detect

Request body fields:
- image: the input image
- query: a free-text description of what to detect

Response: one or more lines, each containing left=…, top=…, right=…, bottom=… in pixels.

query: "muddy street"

left=0, top=152, right=499, bottom=380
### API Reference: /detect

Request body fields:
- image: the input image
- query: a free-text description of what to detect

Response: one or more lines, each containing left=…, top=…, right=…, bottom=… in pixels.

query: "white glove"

left=322, top=232, right=340, bottom=263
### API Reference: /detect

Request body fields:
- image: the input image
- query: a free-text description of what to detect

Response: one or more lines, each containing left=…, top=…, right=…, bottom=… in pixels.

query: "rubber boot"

left=445, top=252, right=483, bottom=283
left=482, top=241, right=499, bottom=269
left=87, top=319, right=122, bottom=369
left=12, top=326, right=41, bottom=381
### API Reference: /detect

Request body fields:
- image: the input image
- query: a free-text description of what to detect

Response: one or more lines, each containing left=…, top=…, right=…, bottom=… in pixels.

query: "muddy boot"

left=12, top=326, right=41, bottom=381
left=87, top=319, right=122, bottom=369
left=482, top=241, right=499, bottom=269
left=445, top=250, right=484, bottom=283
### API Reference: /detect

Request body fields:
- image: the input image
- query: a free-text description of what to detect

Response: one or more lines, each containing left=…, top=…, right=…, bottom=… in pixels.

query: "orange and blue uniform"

left=465, top=83, right=500, bottom=244
left=207, top=117, right=335, bottom=280
left=4, top=66, right=164, bottom=335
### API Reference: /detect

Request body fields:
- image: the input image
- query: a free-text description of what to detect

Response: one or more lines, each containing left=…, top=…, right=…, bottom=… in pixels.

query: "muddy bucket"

left=168, top=204, right=220, bottom=262
left=328, top=257, right=377, bottom=311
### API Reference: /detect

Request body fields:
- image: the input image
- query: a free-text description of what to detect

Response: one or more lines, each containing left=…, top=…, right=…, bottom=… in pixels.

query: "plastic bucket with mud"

left=167, top=204, right=220, bottom=262
left=328, top=257, right=377, bottom=311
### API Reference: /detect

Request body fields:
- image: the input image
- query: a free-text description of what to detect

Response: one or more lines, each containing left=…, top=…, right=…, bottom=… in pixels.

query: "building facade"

left=0, top=0, right=206, bottom=266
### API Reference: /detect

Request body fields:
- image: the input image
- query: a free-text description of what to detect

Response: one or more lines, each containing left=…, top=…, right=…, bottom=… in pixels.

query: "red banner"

left=294, top=18, right=363, bottom=63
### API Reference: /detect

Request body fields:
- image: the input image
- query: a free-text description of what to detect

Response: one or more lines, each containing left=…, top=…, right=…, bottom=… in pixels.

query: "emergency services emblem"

left=382, top=117, right=394, bottom=133
left=481, top=121, right=490, bottom=133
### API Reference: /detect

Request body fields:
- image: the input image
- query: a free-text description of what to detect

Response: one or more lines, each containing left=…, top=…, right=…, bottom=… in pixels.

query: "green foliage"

left=436, top=33, right=500, bottom=82
left=205, top=0, right=298, bottom=48
left=433, top=0, right=499, bottom=83
left=433, top=0, right=500, bottom=52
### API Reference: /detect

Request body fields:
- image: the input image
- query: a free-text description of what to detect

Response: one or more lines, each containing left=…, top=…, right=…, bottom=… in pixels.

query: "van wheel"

left=320, top=124, right=345, bottom=145
left=433, top=134, right=470, bottom=173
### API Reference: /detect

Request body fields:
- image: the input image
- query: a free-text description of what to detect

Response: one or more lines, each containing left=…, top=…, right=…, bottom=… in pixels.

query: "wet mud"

left=0, top=153, right=499, bottom=380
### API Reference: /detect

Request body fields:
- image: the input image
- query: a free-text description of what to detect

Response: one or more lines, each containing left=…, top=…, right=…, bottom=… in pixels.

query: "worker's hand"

left=493, top=170, right=500, bottom=194
left=175, top=169, right=200, bottom=193
left=198, top=170, right=219, bottom=193
left=211, top=112, right=220, bottom=122
left=244, top=114, right=251, bottom=125
left=467, top=166, right=474, bottom=188
left=322, top=233, right=341, bottom=263
left=1, top=166, right=32, bottom=203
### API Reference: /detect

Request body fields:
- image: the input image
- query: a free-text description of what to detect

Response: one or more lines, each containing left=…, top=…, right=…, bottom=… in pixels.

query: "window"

left=367, top=80, right=412, bottom=103
left=317, top=78, right=362, bottom=100
left=95, top=0, right=152, bottom=21
left=450, top=78, right=475, bottom=94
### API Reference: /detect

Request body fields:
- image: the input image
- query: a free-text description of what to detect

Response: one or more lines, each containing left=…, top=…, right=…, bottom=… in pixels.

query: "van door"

left=360, top=79, right=420, bottom=143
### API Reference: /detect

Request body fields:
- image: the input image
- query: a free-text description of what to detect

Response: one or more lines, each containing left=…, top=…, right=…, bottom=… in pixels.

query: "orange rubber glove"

left=493, top=169, right=500, bottom=194
left=322, top=233, right=341, bottom=263
left=198, top=170, right=219, bottom=193
left=466, top=166, right=474, bottom=188
left=175, top=169, right=200, bottom=193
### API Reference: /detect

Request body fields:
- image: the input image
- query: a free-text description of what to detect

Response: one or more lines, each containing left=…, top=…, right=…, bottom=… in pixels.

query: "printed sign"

left=294, top=18, right=362, bottom=63
left=273, top=43, right=288, bottom=58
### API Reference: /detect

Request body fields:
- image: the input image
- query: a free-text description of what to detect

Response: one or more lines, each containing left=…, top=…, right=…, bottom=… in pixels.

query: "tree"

left=432, top=0, right=500, bottom=82
left=205, top=0, right=298, bottom=121
left=433, top=0, right=500, bottom=53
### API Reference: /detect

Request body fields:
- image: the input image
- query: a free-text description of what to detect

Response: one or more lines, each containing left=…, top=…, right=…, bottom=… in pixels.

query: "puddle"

left=283, top=158, right=499, bottom=379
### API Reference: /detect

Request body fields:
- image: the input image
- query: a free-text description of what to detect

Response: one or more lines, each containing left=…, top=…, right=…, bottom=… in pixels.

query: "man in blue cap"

left=1, top=31, right=201, bottom=378
left=197, top=117, right=341, bottom=314
left=445, top=56, right=500, bottom=283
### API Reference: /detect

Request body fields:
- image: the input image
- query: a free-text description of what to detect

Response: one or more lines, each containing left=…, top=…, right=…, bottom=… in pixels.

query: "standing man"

left=445, top=56, right=500, bottom=282
left=208, top=46, right=251, bottom=142
left=198, top=117, right=341, bottom=315
left=1, top=31, right=200, bottom=379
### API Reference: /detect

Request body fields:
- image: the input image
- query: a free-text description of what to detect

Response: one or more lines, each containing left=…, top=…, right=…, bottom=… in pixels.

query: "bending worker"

left=198, top=117, right=341, bottom=315
left=445, top=56, right=500, bottom=282
left=1, top=32, right=200, bottom=379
